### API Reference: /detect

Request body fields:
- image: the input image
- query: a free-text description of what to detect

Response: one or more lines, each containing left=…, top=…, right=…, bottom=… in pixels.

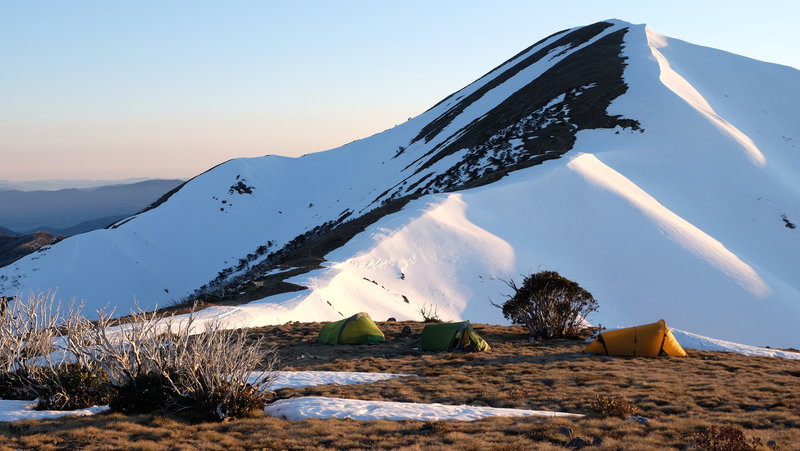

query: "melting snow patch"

left=673, top=329, right=800, bottom=360
left=260, top=371, right=416, bottom=390
left=264, top=396, right=582, bottom=421
left=0, top=371, right=413, bottom=423
left=0, top=400, right=108, bottom=422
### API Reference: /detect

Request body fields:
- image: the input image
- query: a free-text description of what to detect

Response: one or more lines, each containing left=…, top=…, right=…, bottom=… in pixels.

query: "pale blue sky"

left=2, top=1, right=798, bottom=181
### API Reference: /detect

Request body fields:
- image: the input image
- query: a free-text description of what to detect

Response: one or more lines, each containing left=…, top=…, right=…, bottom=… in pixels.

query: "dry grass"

left=1, top=321, right=798, bottom=450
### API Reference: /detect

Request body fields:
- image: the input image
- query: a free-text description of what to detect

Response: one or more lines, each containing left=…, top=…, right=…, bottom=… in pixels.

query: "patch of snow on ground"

left=0, top=371, right=414, bottom=423
left=259, top=371, right=415, bottom=390
left=0, top=400, right=108, bottom=422
left=264, top=396, right=582, bottom=421
left=673, top=329, right=800, bottom=360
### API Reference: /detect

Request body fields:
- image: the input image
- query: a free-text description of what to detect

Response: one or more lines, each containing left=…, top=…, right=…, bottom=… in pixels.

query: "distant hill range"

left=0, top=179, right=183, bottom=267
left=0, top=177, right=153, bottom=192
left=0, top=179, right=184, bottom=235
left=0, top=226, right=17, bottom=236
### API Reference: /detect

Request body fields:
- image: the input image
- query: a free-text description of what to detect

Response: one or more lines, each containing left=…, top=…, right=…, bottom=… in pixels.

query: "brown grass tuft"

left=689, top=425, right=763, bottom=451
left=589, top=395, right=638, bottom=418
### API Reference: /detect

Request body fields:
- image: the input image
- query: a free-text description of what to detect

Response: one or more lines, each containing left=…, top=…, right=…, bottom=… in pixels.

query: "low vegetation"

left=690, top=425, right=764, bottom=451
left=1, top=319, right=798, bottom=450
left=87, top=309, right=278, bottom=421
left=589, top=394, right=638, bottom=418
left=417, top=303, right=443, bottom=323
left=0, top=294, right=277, bottom=422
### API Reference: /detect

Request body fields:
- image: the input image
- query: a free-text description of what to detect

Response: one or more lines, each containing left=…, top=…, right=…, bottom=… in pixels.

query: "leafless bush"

left=1, top=294, right=279, bottom=419
left=0, top=296, right=114, bottom=408
left=418, top=303, right=442, bottom=323
left=29, top=302, right=112, bottom=410
left=0, top=292, right=61, bottom=399
left=0, top=292, right=60, bottom=372
left=88, top=308, right=279, bottom=420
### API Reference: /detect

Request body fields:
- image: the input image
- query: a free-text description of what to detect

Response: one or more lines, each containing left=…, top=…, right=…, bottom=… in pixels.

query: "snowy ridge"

left=1, top=20, right=798, bottom=348
left=671, top=330, right=800, bottom=360
left=567, top=153, right=769, bottom=296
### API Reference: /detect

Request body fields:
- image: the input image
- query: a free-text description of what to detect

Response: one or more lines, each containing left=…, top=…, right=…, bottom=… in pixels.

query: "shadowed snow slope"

left=1, top=20, right=798, bottom=348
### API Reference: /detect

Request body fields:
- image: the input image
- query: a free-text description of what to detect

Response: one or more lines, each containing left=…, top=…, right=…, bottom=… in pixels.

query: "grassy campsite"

left=1, top=319, right=798, bottom=450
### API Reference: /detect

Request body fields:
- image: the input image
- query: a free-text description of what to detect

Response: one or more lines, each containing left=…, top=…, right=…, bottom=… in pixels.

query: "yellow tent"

left=584, top=320, right=687, bottom=357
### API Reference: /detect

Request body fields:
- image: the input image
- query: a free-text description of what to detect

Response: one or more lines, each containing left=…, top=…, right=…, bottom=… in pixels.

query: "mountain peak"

left=2, top=21, right=798, bottom=348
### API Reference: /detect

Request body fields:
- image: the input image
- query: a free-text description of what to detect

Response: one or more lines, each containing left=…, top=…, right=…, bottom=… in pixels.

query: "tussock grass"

left=1, top=321, right=798, bottom=449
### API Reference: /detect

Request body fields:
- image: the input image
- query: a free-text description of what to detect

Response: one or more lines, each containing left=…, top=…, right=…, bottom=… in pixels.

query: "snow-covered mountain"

left=1, top=20, right=798, bottom=348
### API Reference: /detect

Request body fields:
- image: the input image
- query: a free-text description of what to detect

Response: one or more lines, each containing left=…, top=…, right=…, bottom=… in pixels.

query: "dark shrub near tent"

left=584, top=319, right=687, bottom=357
left=317, top=312, right=386, bottom=345
left=413, top=321, right=490, bottom=352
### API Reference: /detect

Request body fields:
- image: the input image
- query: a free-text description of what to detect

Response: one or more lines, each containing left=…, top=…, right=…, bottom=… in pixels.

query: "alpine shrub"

left=92, top=308, right=278, bottom=421
left=418, top=303, right=442, bottom=323
left=590, top=394, right=638, bottom=418
left=0, top=370, right=36, bottom=400
left=109, top=370, right=268, bottom=421
left=496, top=270, right=598, bottom=339
left=690, top=425, right=763, bottom=451
left=172, top=377, right=268, bottom=422
left=108, top=371, right=176, bottom=414
left=33, top=363, right=111, bottom=411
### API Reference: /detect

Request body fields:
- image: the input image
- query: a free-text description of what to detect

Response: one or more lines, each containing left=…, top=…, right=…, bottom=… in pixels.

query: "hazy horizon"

left=0, top=176, right=185, bottom=192
left=2, top=1, right=798, bottom=182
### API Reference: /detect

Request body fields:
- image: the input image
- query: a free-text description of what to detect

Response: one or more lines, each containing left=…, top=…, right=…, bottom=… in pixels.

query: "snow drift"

left=263, top=396, right=581, bottom=422
left=1, top=19, right=798, bottom=348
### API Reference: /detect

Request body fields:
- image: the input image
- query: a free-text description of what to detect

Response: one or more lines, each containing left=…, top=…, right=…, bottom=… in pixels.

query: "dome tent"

left=317, top=312, right=386, bottom=345
left=584, top=319, right=687, bottom=357
left=413, top=321, right=490, bottom=352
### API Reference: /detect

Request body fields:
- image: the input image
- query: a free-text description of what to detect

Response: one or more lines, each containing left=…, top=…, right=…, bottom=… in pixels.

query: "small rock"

left=387, top=317, right=397, bottom=322
left=592, top=436, right=603, bottom=446
left=566, top=436, right=587, bottom=448
left=767, top=440, right=777, bottom=449
left=401, top=325, right=412, bottom=336
left=270, top=327, right=282, bottom=334
left=625, top=415, right=649, bottom=426
left=558, top=427, right=573, bottom=437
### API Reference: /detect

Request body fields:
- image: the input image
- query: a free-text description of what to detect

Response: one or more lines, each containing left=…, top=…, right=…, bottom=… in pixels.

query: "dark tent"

left=413, top=321, right=490, bottom=352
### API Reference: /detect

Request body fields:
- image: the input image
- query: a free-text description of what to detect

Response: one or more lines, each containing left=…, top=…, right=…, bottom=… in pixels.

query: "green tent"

left=414, top=321, right=490, bottom=352
left=317, top=312, right=386, bottom=345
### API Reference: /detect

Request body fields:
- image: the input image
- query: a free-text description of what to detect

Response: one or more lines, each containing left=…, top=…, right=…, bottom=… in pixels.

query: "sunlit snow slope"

left=1, top=20, right=798, bottom=347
